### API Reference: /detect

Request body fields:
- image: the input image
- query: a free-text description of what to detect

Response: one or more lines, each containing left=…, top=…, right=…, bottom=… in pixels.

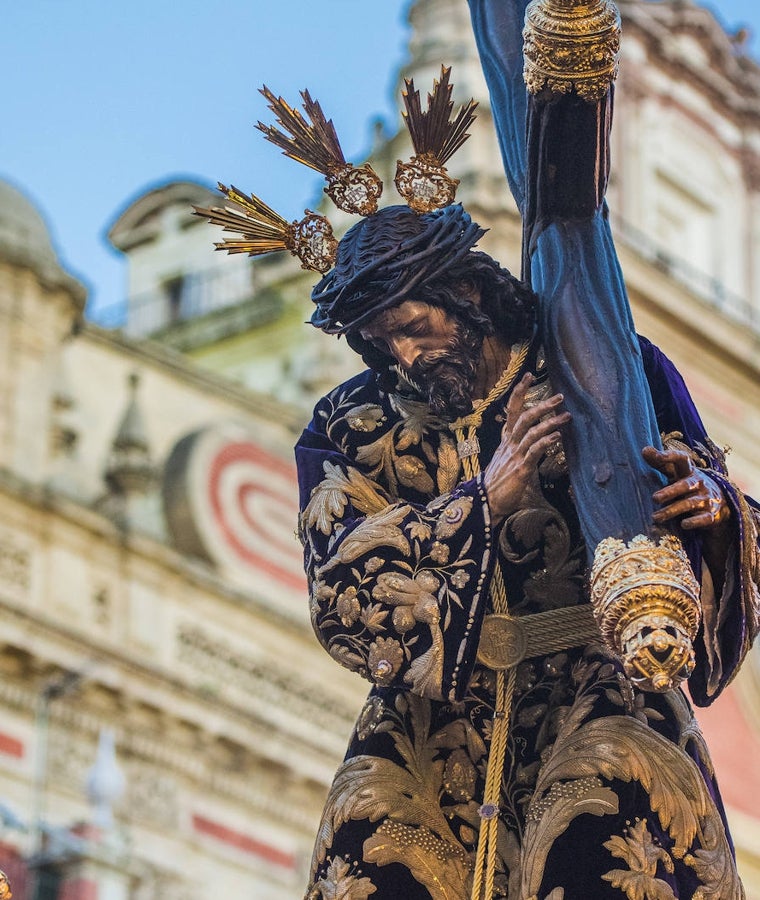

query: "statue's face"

left=359, top=301, right=458, bottom=372
left=359, top=299, right=483, bottom=420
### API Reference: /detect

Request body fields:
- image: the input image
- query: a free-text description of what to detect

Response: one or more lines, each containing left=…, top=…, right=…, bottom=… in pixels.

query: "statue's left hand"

left=643, top=446, right=731, bottom=531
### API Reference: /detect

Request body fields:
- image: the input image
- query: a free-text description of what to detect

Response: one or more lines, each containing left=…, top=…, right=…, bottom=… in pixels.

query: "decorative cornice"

left=0, top=466, right=308, bottom=637
left=0, top=654, right=331, bottom=834
left=0, top=592, right=355, bottom=766
left=81, top=323, right=306, bottom=437
left=618, top=0, right=760, bottom=125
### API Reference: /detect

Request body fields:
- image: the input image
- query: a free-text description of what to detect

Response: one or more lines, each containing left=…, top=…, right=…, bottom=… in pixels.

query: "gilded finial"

left=0, top=869, right=12, bottom=900
left=523, top=0, right=622, bottom=102
left=590, top=534, right=701, bottom=692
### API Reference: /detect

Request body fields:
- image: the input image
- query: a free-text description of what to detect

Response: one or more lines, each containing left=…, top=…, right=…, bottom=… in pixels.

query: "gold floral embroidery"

left=435, top=497, right=473, bottom=539
left=437, top=435, right=462, bottom=494
left=307, top=473, right=481, bottom=695
left=602, top=818, right=676, bottom=899
left=367, top=637, right=404, bottom=684
left=346, top=403, right=386, bottom=433
left=350, top=394, right=446, bottom=496
left=684, top=816, right=746, bottom=899
left=372, top=571, right=441, bottom=624
left=310, top=694, right=482, bottom=897
left=303, top=461, right=388, bottom=536
left=307, top=857, right=377, bottom=900
left=364, top=821, right=471, bottom=900
left=355, top=697, right=387, bottom=741
left=317, top=503, right=412, bottom=574
left=520, top=708, right=743, bottom=898
left=443, top=748, right=478, bottom=802
left=336, top=587, right=361, bottom=626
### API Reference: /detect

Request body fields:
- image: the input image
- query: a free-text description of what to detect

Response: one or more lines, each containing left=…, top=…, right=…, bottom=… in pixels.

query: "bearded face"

left=358, top=299, right=489, bottom=422
left=408, top=317, right=484, bottom=420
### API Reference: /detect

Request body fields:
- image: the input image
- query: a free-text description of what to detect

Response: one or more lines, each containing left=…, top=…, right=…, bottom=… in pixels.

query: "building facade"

left=0, top=179, right=366, bottom=898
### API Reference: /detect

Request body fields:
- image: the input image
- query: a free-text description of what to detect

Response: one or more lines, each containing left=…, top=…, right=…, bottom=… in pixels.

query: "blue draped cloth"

left=468, top=0, right=665, bottom=554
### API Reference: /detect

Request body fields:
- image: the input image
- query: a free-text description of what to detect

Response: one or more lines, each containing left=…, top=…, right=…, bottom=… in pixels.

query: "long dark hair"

left=345, top=250, right=537, bottom=376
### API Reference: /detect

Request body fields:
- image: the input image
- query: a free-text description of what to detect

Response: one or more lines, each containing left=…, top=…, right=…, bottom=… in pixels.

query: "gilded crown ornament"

left=257, top=87, right=383, bottom=217
left=0, top=870, right=11, bottom=900
left=192, top=184, right=337, bottom=273
left=590, top=534, right=701, bottom=693
left=523, top=0, right=622, bottom=102
left=395, top=66, right=478, bottom=214
left=194, top=70, right=477, bottom=273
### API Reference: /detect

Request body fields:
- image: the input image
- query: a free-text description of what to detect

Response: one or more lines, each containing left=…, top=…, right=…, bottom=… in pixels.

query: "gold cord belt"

left=476, top=604, right=600, bottom=671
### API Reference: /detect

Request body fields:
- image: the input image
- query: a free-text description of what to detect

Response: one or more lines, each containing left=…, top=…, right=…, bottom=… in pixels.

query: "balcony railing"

left=89, top=264, right=266, bottom=337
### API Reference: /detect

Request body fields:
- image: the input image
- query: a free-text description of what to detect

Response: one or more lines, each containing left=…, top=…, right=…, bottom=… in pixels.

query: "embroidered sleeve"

left=295, top=388, right=495, bottom=703
left=643, top=338, right=760, bottom=704
left=691, top=466, right=760, bottom=702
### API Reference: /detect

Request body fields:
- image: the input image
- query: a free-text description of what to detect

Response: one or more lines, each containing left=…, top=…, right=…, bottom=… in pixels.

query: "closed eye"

left=363, top=335, right=390, bottom=353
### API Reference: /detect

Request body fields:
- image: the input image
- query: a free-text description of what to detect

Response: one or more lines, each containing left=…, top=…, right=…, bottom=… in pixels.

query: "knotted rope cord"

left=469, top=564, right=517, bottom=900
left=448, top=341, right=529, bottom=900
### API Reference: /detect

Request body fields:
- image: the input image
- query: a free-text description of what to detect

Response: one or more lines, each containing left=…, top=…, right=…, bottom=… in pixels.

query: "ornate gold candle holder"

left=590, top=534, right=701, bottom=692
left=523, top=0, right=622, bottom=101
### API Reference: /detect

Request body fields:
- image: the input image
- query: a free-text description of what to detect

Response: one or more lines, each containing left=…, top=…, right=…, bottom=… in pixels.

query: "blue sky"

left=0, top=0, right=757, bottom=319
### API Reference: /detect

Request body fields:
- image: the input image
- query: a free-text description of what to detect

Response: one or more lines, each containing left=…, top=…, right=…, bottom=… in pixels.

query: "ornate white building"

left=0, top=178, right=365, bottom=898
left=1, top=0, right=759, bottom=897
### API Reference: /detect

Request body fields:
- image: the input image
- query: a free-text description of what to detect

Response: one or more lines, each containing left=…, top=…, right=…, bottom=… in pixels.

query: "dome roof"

left=0, top=179, right=58, bottom=265
left=0, top=177, right=86, bottom=302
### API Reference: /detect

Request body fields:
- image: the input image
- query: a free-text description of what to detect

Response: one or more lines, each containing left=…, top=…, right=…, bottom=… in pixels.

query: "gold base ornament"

left=590, top=534, right=701, bottom=693
left=523, top=0, right=622, bottom=102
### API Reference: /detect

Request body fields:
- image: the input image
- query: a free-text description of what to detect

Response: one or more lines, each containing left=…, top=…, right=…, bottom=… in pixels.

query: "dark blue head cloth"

left=310, top=204, right=486, bottom=334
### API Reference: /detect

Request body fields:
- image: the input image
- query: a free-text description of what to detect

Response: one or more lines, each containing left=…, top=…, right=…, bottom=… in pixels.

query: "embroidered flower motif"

left=365, top=556, right=384, bottom=573
left=356, top=696, right=385, bottom=741
left=367, top=637, right=404, bottom=685
left=515, top=662, right=537, bottom=693
left=392, top=605, right=417, bottom=633
left=313, top=857, right=377, bottom=900
left=443, top=748, right=478, bottom=802
left=371, top=572, right=440, bottom=625
left=312, top=580, right=336, bottom=602
left=395, top=455, right=435, bottom=493
left=430, top=541, right=450, bottom=564
left=435, top=496, right=473, bottom=538
left=543, top=652, right=568, bottom=677
left=336, top=586, right=361, bottom=626
left=415, top=570, right=440, bottom=593
left=408, top=520, right=432, bottom=541
left=346, top=403, right=386, bottom=433
left=450, top=569, right=471, bottom=589
left=360, top=602, right=388, bottom=633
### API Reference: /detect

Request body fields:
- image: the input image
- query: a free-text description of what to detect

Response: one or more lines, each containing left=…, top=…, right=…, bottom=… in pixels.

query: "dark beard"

left=409, top=320, right=484, bottom=421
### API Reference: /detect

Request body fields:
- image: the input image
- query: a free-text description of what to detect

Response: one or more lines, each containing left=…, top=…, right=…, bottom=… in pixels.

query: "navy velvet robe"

left=298, top=338, right=757, bottom=899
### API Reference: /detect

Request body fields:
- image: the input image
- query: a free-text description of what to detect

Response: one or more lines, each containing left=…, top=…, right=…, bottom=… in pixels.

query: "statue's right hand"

left=483, top=373, right=571, bottom=525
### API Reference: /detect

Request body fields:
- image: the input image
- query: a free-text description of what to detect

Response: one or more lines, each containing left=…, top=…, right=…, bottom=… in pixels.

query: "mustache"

left=409, top=345, right=464, bottom=379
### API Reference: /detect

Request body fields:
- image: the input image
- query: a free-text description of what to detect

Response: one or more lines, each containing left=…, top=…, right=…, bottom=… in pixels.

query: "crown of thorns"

left=193, top=66, right=478, bottom=274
